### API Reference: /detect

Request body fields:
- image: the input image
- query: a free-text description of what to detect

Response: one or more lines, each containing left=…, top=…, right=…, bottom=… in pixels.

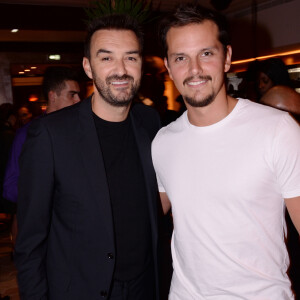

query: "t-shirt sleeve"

left=156, top=172, right=166, bottom=193
left=152, top=133, right=166, bottom=193
left=273, top=114, right=300, bottom=199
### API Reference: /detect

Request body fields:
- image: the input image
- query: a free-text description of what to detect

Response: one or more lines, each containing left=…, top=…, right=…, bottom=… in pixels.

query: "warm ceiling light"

left=40, top=105, right=47, bottom=111
left=29, top=94, right=38, bottom=102
left=31, top=66, right=37, bottom=69
left=19, top=71, right=25, bottom=74
left=49, top=54, right=61, bottom=61
left=232, top=49, right=300, bottom=65
left=11, top=29, right=19, bottom=33
left=24, top=69, right=30, bottom=72
left=288, top=68, right=300, bottom=73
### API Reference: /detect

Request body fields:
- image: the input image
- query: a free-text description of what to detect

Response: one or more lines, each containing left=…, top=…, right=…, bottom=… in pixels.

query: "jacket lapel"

left=77, top=98, right=114, bottom=240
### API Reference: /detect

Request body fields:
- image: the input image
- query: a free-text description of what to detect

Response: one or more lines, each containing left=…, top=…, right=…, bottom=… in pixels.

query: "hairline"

left=88, top=28, right=142, bottom=59
left=165, top=21, right=228, bottom=62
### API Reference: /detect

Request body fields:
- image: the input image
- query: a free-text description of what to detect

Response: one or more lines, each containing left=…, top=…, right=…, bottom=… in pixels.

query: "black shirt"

left=93, top=113, right=152, bottom=280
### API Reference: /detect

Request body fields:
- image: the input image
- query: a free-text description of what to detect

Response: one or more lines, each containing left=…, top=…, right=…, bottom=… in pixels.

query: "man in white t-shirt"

left=152, top=3, right=300, bottom=299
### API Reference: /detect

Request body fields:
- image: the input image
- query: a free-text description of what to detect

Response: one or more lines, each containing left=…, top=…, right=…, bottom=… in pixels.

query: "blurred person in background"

left=258, top=57, right=300, bottom=123
left=259, top=60, right=300, bottom=298
left=3, top=66, right=80, bottom=248
left=258, top=57, right=294, bottom=98
left=0, top=103, right=16, bottom=214
left=42, top=66, right=81, bottom=113
left=16, top=105, right=33, bottom=127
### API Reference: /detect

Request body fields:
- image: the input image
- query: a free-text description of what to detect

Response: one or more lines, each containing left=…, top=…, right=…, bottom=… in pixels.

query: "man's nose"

left=189, top=58, right=203, bottom=75
left=115, top=59, right=127, bottom=76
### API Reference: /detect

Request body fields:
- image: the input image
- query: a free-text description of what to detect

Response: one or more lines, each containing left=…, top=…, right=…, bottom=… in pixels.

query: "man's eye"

left=175, top=57, right=185, bottom=62
left=101, top=57, right=110, bottom=61
left=203, top=51, right=212, bottom=56
left=128, top=56, right=137, bottom=61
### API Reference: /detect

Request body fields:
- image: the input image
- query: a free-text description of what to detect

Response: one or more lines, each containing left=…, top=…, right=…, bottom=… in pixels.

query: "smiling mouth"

left=111, top=80, right=129, bottom=85
left=110, top=80, right=131, bottom=90
left=184, top=75, right=211, bottom=87
left=187, top=80, right=207, bottom=86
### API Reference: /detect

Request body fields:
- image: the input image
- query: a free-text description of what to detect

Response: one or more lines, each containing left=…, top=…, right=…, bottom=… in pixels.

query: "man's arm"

left=15, top=119, right=54, bottom=299
left=160, top=192, right=171, bottom=215
left=285, top=196, right=300, bottom=235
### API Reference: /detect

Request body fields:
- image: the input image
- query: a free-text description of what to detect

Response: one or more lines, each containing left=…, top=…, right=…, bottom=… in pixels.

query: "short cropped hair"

left=84, top=14, right=144, bottom=60
left=159, top=3, right=231, bottom=58
left=42, top=66, right=79, bottom=101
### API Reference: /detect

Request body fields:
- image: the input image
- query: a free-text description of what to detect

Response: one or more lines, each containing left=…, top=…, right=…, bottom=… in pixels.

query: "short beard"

left=93, top=72, right=139, bottom=107
left=183, top=75, right=214, bottom=107
left=184, top=93, right=214, bottom=107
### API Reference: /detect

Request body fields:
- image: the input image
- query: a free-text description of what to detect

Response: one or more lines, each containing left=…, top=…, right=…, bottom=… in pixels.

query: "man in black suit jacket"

left=15, top=14, right=161, bottom=300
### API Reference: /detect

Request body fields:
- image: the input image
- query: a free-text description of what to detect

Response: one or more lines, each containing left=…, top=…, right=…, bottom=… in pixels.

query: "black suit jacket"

left=15, top=98, right=161, bottom=300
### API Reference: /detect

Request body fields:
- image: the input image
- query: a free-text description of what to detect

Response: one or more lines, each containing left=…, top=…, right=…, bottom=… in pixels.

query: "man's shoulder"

left=46, top=99, right=82, bottom=120
left=38, top=98, right=89, bottom=126
left=131, top=103, right=161, bottom=137
left=238, top=98, right=288, bottom=121
left=28, top=99, right=88, bottom=136
left=131, top=102, right=159, bottom=120
left=153, top=112, right=186, bottom=144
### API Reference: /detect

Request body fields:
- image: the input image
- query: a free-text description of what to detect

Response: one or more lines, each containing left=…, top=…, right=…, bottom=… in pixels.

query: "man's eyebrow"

left=96, top=49, right=111, bottom=56
left=201, top=47, right=218, bottom=52
left=169, top=52, right=185, bottom=57
left=169, top=47, right=218, bottom=57
left=69, top=90, right=80, bottom=94
left=126, top=50, right=140, bottom=55
left=96, top=49, right=140, bottom=56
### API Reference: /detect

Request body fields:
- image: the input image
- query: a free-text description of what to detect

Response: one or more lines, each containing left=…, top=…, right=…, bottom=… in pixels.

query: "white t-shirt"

left=152, top=99, right=300, bottom=299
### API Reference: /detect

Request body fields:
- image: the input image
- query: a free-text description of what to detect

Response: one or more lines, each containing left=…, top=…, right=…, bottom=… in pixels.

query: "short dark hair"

left=159, top=3, right=231, bottom=58
left=42, top=66, right=79, bottom=101
left=84, top=14, right=144, bottom=60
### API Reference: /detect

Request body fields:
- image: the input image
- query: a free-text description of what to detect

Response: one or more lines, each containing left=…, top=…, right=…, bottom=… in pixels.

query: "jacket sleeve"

left=15, top=118, right=54, bottom=299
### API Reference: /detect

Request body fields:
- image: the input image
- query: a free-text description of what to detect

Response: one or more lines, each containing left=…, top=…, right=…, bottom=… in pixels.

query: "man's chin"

left=184, top=94, right=214, bottom=108
left=109, top=97, right=132, bottom=107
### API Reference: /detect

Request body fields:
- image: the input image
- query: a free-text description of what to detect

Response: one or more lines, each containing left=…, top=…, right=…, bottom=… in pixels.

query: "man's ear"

left=164, top=57, right=173, bottom=81
left=83, top=57, right=93, bottom=80
left=48, top=90, right=56, bottom=104
left=224, top=45, right=232, bottom=73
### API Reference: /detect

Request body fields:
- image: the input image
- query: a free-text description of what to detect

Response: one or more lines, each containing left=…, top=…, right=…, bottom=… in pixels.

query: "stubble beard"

left=184, top=93, right=215, bottom=107
left=183, top=75, right=215, bottom=108
left=92, top=70, right=140, bottom=107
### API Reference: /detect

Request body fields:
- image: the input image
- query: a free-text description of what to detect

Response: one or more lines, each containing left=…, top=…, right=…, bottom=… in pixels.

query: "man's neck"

left=186, top=94, right=238, bottom=127
left=92, top=94, right=131, bottom=122
left=45, top=107, right=54, bottom=114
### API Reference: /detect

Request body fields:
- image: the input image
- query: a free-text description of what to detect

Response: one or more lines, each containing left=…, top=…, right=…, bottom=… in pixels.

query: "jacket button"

left=107, top=253, right=114, bottom=259
left=100, top=290, right=108, bottom=297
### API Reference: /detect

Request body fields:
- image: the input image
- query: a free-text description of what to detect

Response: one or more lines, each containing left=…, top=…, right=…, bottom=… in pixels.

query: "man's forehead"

left=168, top=21, right=218, bottom=38
left=91, top=29, right=140, bottom=50
left=166, top=21, right=220, bottom=54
